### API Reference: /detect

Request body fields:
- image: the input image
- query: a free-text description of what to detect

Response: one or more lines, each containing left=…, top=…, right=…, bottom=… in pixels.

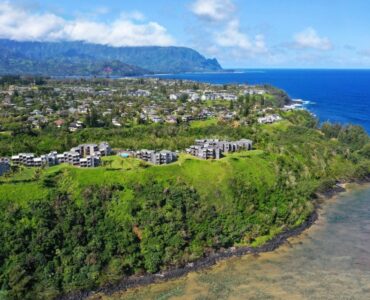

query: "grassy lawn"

left=102, top=155, right=143, bottom=170
left=190, top=118, right=218, bottom=128
left=0, top=167, right=37, bottom=183
left=0, top=182, right=49, bottom=206
left=264, top=94, right=275, bottom=100
left=260, top=120, right=291, bottom=133
left=0, top=149, right=277, bottom=210
left=0, top=131, right=12, bottom=137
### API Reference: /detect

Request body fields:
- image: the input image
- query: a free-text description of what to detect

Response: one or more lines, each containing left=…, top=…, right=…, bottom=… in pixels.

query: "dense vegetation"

left=0, top=39, right=222, bottom=75
left=1, top=110, right=370, bottom=299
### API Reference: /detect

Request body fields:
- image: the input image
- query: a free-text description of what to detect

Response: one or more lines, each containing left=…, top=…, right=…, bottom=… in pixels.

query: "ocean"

left=153, top=69, right=370, bottom=132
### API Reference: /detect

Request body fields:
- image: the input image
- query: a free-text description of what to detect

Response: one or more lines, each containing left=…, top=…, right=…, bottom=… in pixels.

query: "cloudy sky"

left=1, top=0, right=370, bottom=68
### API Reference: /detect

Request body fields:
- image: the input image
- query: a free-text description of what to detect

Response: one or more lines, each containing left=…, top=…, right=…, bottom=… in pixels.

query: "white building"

left=112, top=118, right=122, bottom=127
left=258, top=114, right=282, bottom=124
left=169, top=94, right=178, bottom=101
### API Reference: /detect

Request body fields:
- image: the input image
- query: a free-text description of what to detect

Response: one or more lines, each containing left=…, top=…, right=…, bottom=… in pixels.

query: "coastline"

left=58, top=180, right=369, bottom=300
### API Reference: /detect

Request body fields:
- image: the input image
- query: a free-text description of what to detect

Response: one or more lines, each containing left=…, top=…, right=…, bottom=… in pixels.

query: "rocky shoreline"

left=58, top=182, right=353, bottom=300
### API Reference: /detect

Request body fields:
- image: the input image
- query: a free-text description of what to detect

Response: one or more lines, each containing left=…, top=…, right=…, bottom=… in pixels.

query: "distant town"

left=0, top=77, right=299, bottom=131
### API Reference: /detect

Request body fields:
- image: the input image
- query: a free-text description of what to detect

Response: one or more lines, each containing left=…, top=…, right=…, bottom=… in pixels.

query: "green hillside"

left=1, top=111, right=370, bottom=299
left=0, top=39, right=222, bottom=75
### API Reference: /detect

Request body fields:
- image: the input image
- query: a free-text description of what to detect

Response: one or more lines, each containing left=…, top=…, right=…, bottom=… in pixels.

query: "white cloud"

left=0, top=2, right=174, bottom=46
left=215, top=20, right=268, bottom=54
left=294, top=27, right=332, bottom=50
left=190, top=0, right=235, bottom=21
left=189, top=0, right=270, bottom=64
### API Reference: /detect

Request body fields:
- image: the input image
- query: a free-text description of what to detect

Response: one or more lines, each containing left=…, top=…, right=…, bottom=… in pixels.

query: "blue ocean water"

left=154, top=69, right=370, bottom=132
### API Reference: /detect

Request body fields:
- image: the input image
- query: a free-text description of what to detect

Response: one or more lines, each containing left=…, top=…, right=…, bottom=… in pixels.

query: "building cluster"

left=0, top=78, right=279, bottom=133
left=186, top=139, right=253, bottom=160
left=124, top=138, right=252, bottom=165
left=135, top=149, right=178, bottom=165
left=244, top=88, right=266, bottom=95
left=1, top=135, right=255, bottom=177
left=127, top=89, right=151, bottom=97
left=169, top=90, right=239, bottom=102
left=10, top=142, right=111, bottom=168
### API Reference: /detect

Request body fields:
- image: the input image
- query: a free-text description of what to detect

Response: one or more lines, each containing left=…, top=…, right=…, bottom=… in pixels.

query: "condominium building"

left=186, top=139, right=253, bottom=160
left=9, top=142, right=111, bottom=168
left=136, top=149, right=177, bottom=165
left=71, top=142, right=112, bottom=157
left=79, top=156, right=100, bottom=168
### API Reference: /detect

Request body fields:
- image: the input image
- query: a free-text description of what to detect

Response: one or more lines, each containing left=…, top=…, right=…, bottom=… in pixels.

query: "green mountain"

left=0, top=39, right=222, bottom=76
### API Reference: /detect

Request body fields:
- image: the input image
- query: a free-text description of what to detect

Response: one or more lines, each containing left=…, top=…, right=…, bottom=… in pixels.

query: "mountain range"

left=0, top=39, right=223, bottom=76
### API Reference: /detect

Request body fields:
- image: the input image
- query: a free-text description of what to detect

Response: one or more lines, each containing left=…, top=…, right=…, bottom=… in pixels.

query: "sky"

left=1, top=0, right=370, bottom=68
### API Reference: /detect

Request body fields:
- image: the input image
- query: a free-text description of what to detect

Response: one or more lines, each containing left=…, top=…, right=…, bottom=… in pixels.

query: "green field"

left=0, top=150, right=274, bottom=207
left=189, top=118, right=218, bottom=128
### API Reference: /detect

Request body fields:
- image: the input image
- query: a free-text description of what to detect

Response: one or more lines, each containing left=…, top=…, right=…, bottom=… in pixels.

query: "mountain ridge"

left=0, top=39, right=222, bottom=76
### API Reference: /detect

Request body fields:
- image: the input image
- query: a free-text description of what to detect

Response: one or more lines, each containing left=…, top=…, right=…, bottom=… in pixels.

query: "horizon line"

left=222, top=67, right=370, bottom=70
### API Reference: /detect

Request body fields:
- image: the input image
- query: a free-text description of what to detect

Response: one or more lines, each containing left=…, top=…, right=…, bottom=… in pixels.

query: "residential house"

left=69, top=121, right=84, bottom=132
left=258, top=114, right=282, bottom=124
left=221, top=93, right=238, bottom=101
left=45, top=108, right=54, bottom=115
left=31, top=109, right=42, bottom=116
left=112, top=118, right=122, bottom=127
left=165, top=116, right=178, bottom=124
left=150, top=115, right=163, bottom=123
left=54, top=119, right=65, bottom=128
left=128, top=89, right=151, bottom=97
left=169, top=94, right=179, bottom=101
left=189, top=92, right=200, bottom=102
left=244, top=88, right=266, bottom=95
left=201, top=92, right=217, bottom=101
